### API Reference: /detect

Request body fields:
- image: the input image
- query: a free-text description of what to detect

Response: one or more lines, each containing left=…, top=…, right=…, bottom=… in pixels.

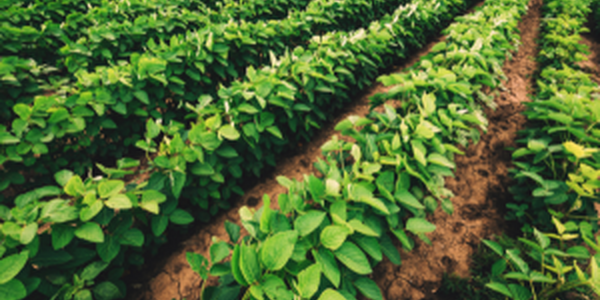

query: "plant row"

left=481, top=0, right=600, bottom=299
left=0, top=0, right=474, bottom=299
left=0, top=0, right=410, bottom=190
left=184, top=0, right=534, bottom=299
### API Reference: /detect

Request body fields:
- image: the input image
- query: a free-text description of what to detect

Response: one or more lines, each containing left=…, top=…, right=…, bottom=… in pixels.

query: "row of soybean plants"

left=0, top=0, right=409, bottom=193
left=0, top=0, right=474, bottom=299
left=481, top=0, right=600, bottom=299
left=183, top=0, right=533, bottom=299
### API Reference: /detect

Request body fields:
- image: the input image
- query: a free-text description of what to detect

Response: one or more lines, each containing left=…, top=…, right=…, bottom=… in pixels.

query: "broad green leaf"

left=187, top=252, right=209, bottom=280
left=119, top=228, right=144, bottom=247
left=298, top=264, right=321, bottom=299
left=151, top=215, right=169, bottom=237
left=318, top=289, right=346, bottom=300
left=97, top=180, right=124, bottom=198
left=81, top=261, right=109, bottom=281
left=231, top=245, right=248, bottom=286
left=380, top=234, right=401, bottom=265
left=64, top=175, right=85, bottom=196
left=260, top=230, right=298, bottom=270
left=240, top=244, right=261, bottom=284
left=508, top=284, right=532, bottom=300
left=52, top=224, right=76, bottom=250
left=262, top=274, right=292, bottom=300
left=406, top=218, right=436, bottom=234
left=321, top=225, right=350, bottom=250
left=225, top=221, right=240, bottom=243
left=20, top=223, right=37, bottom=245
left=533, top=228, right=550, bottom=249
left=354, top=277, right=382, bottom=300
left=427, top=153, right=455, bottom=168
left=105, top=194, right=132, bottom=210
left=348, top=219, right=379, bottom=237
left=218, top=125, right=240, bottom=140
left=0, top=251, right=29, bottom=284
left=75, top=222, right=105, bottom=243
left=169, top=209, right=194, bottom=225
left=506, top=249, right=529, bottom=274
left=353, top=235, right=382, bottom=261
left=334, top=242, right=372, bottom=275
left=485, top=282, right=512, bottom=297
left=93, top=281, right=122, bottom=300
left=0, top=279, right=27, bottom=300
left=313, top=248, right=340, bottom=288
left=74, top=289, right=93, bottom=300
left=482, top=240, right=504, bottom=256
left=210, top=241, right=231, bottom=264
left=395, top=190, right=424, bottom=210
left=294, top=211, right=327, bottom=237
left=80, top=200, right=104, bottom=222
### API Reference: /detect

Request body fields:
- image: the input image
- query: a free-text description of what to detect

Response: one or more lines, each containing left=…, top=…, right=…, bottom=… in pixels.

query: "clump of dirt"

left=580, top=32, right=600, bottom=84
left=370, top=0, right=542, bottom=299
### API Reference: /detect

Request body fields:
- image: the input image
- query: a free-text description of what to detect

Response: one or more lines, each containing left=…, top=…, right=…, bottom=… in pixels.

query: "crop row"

left=0, top=0, right=410, bottom=188
left=0, top=0, right=474, bottom=299
left=184, top=0, right=532, bottom=299
left=482, top=0, right=600, bottom=298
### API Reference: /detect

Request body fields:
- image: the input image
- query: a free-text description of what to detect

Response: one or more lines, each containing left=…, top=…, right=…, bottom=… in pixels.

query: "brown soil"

left=580, top=32, right=600, bottom=84
left=130, top=0, right=544, bottom=299
left=371, top=0, right=542, bottom=299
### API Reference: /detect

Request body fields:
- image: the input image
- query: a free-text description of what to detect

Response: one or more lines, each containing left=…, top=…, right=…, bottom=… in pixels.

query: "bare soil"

left=372, top=0, right=542, bottom=298
left=130, top=0, right=544, bottom=298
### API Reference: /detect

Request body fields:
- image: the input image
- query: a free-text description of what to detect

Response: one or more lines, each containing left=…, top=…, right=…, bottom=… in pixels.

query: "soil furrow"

left=132, top=25, right=455, bottom=300
left=371, top=0, right=543, bottom=299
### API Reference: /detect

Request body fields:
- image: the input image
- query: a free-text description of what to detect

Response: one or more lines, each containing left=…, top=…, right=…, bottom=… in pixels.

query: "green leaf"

left=506, top=249, right=529, bottom=274
left=427, top=153, right=455, bottom=168
left=353, top=235, right=382, bottom=261
left=406, top=218, right=436, bottom=234
left=486, top=282, right=512, bottom=297
left=52, top=224, right=76, bottom=250
left=354, top=277, right=382, bottom=300
left=169, top=209, right=194, bottom=225
left=170, top=172, right=186, bottom=200
left=93, top=281, right=122, bottom=300
left=240, top=244, right=261, bottom=284
left=380, top=234, right=401, bottom=265
left=266, top=126, right=282, bottom=139
left=97, top=180, right=124, bottom=198
left=75, top=222, right=105, bottom=243
left=395, top=189, right=424, bottom=210
left=0, top=279, right=27, bottom=300
left=119, top=228, right=144, bottom=247
left=134, top=90, right=150, bottom=105
left=0, top=251, right=29, bottom=284
left=209, top=242, right=230, bottom=266
left=218, top=125, right=240, bottom=140
left=260, top=230, right=298, bottom=271
left=483, top=240, right=504, bottom=256
left=64, top=175, right=85, bottom=196
left=105, top=194, right=132, bottom=210
left=298, top=264, right=321, bottom=299
left=54, top=170, right=74, bottom=187
left=533, top=228, right=550, bottom=249
left=151, top=215, right=169, bottom=236
left=231, top=245, right=248, bottom=286
left=81, top=261, right=109, bottom=281
left=225, top=221, right=240, bottom=243
left=321, top=225, right=350, bottom=250
left=508, top=284, right=532, bottom=300
left=187, top=252, right=208, bottom=280
left=20, top=223, right=37, bottom=245
left=80, top=200, right=104, bottom=222
left=348, top=219, right=379, bottom=237
left=318, top=289, right=346, bottom=300
left=313, top=248, right=340, bottom=288
left=74, top=289, right=93, bottom=300
left=294, top=211, right=326, bottom=237
left=334, top=242, right=372, bottom=275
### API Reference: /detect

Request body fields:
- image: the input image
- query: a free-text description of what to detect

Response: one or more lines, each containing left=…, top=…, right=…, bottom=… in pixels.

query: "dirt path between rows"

left=131, top=21, right=457, bottom=300
left=371, top=0, right=542, bottom=299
